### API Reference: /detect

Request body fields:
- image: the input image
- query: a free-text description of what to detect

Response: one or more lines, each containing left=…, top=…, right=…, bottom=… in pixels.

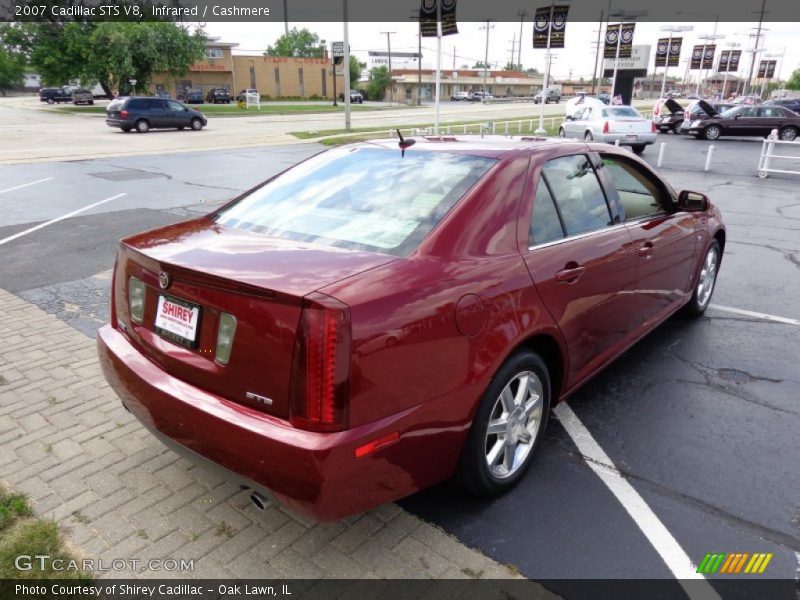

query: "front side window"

left=215, top=148, right=496, bottom=256
left=602, top=156, right=666, bottom=220
left=542, top=155, right=611, bottom=236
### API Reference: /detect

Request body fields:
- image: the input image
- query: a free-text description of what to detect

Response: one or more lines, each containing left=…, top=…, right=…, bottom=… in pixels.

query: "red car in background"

left=98, top=137, right=725, bottom=520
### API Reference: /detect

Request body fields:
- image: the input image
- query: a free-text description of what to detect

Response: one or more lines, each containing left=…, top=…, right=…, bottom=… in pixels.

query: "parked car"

left=155, top=90, right=171, bottom=99
left=71, top=88, right=94, bottom=105
left=181, top=89, right=204, bottom=104
left=236, top=88, right=259, bottom=102
left=732, top=95, right=762, bottom=105
left=666, top=89, right=682, bottom=99
left=764, top=98, right=800, bottom=115
left=655, top=98, right=685, bottom=133
left=678, top=101, right=734, bottom=134
left=597, top=92, right=611, bottom=105
left=205, top=87, right=231, bottom=104
left=97, top=136, right=725, bottom=520
left=534, top=89, right=561, bottom=104
left=467, top=91, right=493, bottom=102
left=339, top=89, right=363, bottom=104
left=39, top=87, right=72, bottom=104
left=685, top=101, right=800, bottom=141
left=559, top=105, right=657, bottom=154
left=450, top=91, right=470, bottom=101
left=105, top=97, right=207, bottom=133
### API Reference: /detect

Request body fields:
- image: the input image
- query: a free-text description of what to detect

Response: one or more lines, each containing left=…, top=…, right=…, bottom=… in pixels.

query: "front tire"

left=703, top=124, right=722, bottom=141
left=682, top=240, right=720, bottom=317
left=190, top=118, right=203, bottom=131
left=455, top=350, right=551, bottom=497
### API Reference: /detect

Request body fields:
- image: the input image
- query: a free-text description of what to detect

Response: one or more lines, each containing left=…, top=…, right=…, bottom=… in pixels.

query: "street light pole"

left=659, top=25, right=693, bottom=99
left=342, top=0, right=351, bottom=131
left=744, top=0, right=766, bottom=98
left=380, top=31, right=396, bottom=106
left=517, top=9, right=528, bottom=68
left=591, top=9, right=603, bottom=95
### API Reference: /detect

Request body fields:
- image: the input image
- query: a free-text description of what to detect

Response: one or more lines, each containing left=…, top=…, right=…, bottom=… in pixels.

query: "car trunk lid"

left=114, top=218, right=396, bottom=419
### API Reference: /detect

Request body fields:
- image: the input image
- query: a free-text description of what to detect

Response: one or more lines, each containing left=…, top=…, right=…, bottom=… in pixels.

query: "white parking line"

left=708, top=304, right=800, bottom=327
left=0, top=177, right=53, bottom=195
left=555, top=403, right=721, bottom=599
left=0, top=193, right=127, bottom=247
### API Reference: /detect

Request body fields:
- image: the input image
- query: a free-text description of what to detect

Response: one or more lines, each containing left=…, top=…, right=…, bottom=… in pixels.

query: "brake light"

left=602, top=121, right=610, bottom=134
left=120, top=110, right=129, bottom=118
left=651, top=121, right=658, bottom=133
left=290, top=292, right=350, bottom=432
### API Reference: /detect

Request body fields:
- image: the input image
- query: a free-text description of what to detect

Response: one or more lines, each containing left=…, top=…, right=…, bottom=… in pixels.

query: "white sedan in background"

left=558, top=105, right=657, bottom=154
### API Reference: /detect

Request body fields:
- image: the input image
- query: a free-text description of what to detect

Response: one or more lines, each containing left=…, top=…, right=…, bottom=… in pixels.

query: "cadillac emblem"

left=159, top=271, right=171, bottom=290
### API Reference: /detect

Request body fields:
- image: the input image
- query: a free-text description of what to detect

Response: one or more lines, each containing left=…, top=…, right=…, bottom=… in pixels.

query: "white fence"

left=757, top=130, right=800, bottom=179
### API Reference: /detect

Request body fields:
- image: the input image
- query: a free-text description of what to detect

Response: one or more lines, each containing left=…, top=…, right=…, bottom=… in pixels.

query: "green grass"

left=52, top=102, right=401, bottom=118
left=0, top=485, right=88, bottom=579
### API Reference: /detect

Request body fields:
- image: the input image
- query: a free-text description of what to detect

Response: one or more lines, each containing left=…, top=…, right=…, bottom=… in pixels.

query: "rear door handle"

left=638, top=241, right=654, bottom=257
left=555, top=266, right=586, bottom=283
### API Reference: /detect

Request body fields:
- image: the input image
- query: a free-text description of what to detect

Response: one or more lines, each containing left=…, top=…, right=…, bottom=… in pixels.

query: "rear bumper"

left=97, top=324, right=458, bottom=520
left=106, top=119, right=126, bottom=128
left=595, top=132, right=657, bottom=145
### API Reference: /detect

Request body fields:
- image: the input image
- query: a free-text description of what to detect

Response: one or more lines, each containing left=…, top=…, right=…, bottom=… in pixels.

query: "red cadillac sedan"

left=98, top=136, right=725, bottom=520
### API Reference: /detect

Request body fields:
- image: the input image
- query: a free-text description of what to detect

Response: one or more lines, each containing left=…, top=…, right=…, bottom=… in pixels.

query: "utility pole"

left=418, top=28, right=422, bottom=105
left=342, top=0, right=351, bottom=131
left=517, top=9, right=528, bottom=68
left=283, top=0, right=288, bottom=36
left=380, top=31, right=396, bottom=105
left=591, top=9, right=604, bottom=94
left=744, top=0, right=766, bottom=97
left=508, top=33, right=517, bottom=70
left=480, top=20, right=493, bottom=93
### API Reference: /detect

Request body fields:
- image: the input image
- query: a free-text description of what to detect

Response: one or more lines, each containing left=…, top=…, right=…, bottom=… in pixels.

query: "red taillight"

left=290, top=292, right=350, bottom=432
left=602, top=121, right=610, bottom=134
left=651, top=121, right=658, bottom=133
left=120, top=110, right=129, bottom=118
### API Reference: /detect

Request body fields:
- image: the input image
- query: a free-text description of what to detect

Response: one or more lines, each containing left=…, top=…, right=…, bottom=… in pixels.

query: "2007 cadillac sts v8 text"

left=97, top=137, right=725, bottom=520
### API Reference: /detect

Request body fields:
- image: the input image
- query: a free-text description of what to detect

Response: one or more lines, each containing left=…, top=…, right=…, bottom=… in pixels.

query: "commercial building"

left=388, top=69, right=544, bottom=103
left=152, top=38, right=345, bottom=99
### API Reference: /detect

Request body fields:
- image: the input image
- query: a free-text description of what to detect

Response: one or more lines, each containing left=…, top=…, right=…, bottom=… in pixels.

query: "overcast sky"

left=205, top=21, right=797, bottom=84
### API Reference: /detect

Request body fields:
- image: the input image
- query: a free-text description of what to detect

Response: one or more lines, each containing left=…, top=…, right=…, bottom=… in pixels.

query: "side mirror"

left=677, top=190, right=709, bottom=212
left=565, top=116, right=573, bottom=121
left=734, top=114, right=740, bottom=120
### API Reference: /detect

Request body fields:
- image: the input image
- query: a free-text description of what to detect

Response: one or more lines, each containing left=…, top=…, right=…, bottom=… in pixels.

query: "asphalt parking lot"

left=1, top=130, right=798, bottom=595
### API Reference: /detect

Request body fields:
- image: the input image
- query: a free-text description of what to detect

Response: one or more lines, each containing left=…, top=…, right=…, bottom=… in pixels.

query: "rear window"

left=215, top=147, right=496, bottom=256
left=601, top=107, right=641, bottom=118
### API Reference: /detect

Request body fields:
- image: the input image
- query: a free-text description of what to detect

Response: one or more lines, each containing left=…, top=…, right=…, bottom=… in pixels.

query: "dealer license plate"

left=154, top=295, right=201, bottom=348
left=625, top=134, right=638, bottom=141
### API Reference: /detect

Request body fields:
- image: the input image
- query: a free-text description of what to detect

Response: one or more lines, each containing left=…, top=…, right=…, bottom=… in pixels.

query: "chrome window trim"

left=527, top=222, right=630, bottom=252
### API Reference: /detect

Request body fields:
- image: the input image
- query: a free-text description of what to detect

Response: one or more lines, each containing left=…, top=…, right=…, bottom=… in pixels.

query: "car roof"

left=353, top=136, right=595, bottom=160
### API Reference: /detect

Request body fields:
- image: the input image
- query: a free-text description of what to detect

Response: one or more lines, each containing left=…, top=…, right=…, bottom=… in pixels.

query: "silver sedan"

left=559, top=105, right=657, bottom=154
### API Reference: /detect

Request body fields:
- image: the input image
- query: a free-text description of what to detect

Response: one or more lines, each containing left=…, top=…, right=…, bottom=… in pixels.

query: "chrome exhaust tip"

left=250, top=492, right=267, bottom=511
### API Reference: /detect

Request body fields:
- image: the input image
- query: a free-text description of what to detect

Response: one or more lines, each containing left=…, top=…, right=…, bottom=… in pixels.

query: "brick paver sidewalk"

left=0, top=287, right=554, bottom=591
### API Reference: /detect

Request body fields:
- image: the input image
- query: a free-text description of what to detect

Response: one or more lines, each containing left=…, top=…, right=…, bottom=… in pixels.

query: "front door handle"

left=555, top=265, right=586, bottom=284
left=638, top=241, right=654, bottom=258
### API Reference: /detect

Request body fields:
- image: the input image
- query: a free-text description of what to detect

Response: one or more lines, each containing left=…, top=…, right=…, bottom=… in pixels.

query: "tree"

left=786, top=68, right=800, bottom=91
left=473, top=61, right=490, bottom=69
left=0, top=21, right=206, bottom=97
left=265, top=27, right=325, bottom=58
left=0, top=44, right=25, bottom=96
left=366, top=65, right=391, bottom=101
left=503, top=62, right=522, bottom=71
left=349, top=55, right=365, bottom=86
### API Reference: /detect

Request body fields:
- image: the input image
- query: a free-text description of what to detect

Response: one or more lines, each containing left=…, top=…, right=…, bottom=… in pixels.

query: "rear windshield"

left=214, top=147, right=496, bottom=256
left=602, top=107, right=641, bottom=118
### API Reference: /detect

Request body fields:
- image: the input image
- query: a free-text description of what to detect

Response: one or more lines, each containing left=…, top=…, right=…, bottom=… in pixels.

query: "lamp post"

left=607, top=9, right=646, bottom=104
left=720, top=42, right=740, bottom=99
left=659, top=25, right=693, bottom=99
left=380, top=31, right=396, bottom=106
left=516, top=9, right=528, bottom=68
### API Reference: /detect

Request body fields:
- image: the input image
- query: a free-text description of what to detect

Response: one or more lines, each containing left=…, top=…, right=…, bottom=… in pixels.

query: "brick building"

left=388, top=69, right=544, bottom=103
left=152, top=38, right=345, bottom=99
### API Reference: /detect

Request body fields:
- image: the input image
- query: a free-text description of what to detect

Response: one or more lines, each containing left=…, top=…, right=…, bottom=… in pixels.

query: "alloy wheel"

left=697, top=245, right=719, bottom=309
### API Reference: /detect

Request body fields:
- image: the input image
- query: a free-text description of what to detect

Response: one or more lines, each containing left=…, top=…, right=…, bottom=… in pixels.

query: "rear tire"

left=454, top=350, right=551, bottom=497
left=47, top=98, right=54, bottom=104
left=584, top=131, right=593, bottom=141
left=135, top=119, right=149, bottom=133
left=121, top=126, right=132, bottom=133
left=779, top=126, right=798, bottom=141
left=682, top=240, right=720, bottom=317
left=558, top=128, right=566, bottom=138
left=631, top=144, right=646, bottom=155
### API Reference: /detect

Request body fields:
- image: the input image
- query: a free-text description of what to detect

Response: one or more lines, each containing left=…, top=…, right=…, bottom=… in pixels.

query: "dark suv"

left=765, top=98, right=800, bottom=115
left=206, top=87, right=231, bottom=104
left=39, top=87, right=72, bottom=104
left=106, top=97, right=207, bottom=133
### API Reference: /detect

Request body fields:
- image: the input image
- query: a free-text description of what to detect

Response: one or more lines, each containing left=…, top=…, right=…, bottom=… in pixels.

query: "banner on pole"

left=718, top=50, right=730, bottom=72
left=549, top=5, right=569, bottom=48
left=420, top=0, right=438, bottom=37
left=765, top=60, right=776, bottom=79
left=533, top=6, right=551, bottom=48
left=690, top=45, right=703, bottom=69
left=758, top=60, right=767, bottom=78
left=656, top=37, right=682, bottom=67
left=702, top=44, right=715, bottom=69
left=604, top=24, right=620, bottom=58
left=728, top=50, right=741, bottom=72
left=667, top=38, right=682, bottom=67
left=440, top=0, right=458, bottom=36
left=619, top=23, right=635, bottom=59
left=655, top=38, right=669, bottom=67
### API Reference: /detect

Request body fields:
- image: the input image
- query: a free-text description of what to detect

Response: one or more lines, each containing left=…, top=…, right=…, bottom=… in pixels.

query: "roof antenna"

left=397, top=129, right=415, bottom=157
